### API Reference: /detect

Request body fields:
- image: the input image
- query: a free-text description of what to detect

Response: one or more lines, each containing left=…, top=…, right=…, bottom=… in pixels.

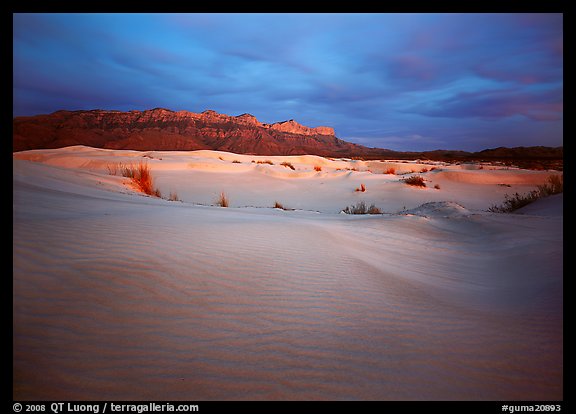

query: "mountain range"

left=13, top=108, right=563, bottom=165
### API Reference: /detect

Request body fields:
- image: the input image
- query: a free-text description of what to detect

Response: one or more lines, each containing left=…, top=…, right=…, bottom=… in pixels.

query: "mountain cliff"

left=13, top=108, right=370, bottom=156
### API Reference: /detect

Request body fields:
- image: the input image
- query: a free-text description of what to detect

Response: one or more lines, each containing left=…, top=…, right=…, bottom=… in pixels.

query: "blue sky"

left=13, top=13, right=563, bottom=151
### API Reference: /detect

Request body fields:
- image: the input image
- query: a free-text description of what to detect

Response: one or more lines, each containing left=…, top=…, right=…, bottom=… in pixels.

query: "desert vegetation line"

left=488, top=175, right=563, bottom=213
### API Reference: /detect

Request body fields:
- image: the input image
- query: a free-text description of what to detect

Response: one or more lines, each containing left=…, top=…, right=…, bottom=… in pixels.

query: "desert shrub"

left=232, top=160, right=241, bottom=164
left=355, top=183, right=366, bottom=192
left=488, top=175, right=563, bottom=213
left=131, top=161, right=161, bottom=197
left=272, top=201, right=294, bottom=211
left=168, top=191, right=180, bottom=202
left=434, top=184, right=441, bottom=190
left=109, top=161, right=161, bottom=197
left=314, top=165, right=322, bottom=172
left=281, top=161, right=295, bottom=170
left=107, top=163, right=120, bottom=176
left=342, top=201, right=382, bottom=215
left=216, top=192, right=229, bottom=208
left=488, top=192, right=539, bottom=213
left=539, top=174, right=563, bottom=195
left=420, top=168, right=429, bottom=173
left=384, top=167, right=396, bottom=175
left=403, top=176, right=426, bottom=187
left=257, top=160, right=274, bottom=165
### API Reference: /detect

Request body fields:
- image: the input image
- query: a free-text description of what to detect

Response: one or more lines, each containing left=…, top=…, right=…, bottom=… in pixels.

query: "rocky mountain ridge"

left=13, top=108, right=355, bottom=156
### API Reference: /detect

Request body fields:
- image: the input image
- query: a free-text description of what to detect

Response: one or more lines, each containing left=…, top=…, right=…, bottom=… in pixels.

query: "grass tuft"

left=216, top=192, right=229, bottom=208
left=314, top=165, right=322, bottom=172
left=384, top=167, right=396, bottom=175
left=108, top=161, right=161, bottom=197
left=168, top=191, right=180, bottom=202
left=342, top=201, right=382, bottom=215
left=488, top=175, right=563, bottom=213
left=403, top=176, right=426, bottom=187
left=355, top=183, right=366, bottom=192
left=281, top=161, right=295, bottom=170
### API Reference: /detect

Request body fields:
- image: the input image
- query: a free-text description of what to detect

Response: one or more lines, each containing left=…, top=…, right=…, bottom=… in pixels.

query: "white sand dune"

left=13, top=146, right=562, bottom=400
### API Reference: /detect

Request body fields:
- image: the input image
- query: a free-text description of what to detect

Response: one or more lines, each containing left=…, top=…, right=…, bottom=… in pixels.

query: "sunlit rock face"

left=13, top=108, right=356, bottom=156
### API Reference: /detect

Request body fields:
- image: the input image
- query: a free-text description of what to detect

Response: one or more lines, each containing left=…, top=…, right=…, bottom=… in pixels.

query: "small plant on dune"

left=281, top=161, right=295, bottom=170
left=384, top=167, right=396, bottom=175
left=314, top=165, right=322, bottom=172
left=257, top=160, right=274, bottom=165
left=107, top=163, right=119, bottom=176
left=131, top=161, right=161, bottom=197
left=488, top=174, right=563, bottom=213
left=232, top=160, right=241, bottom=164
left=272, top=201, right=294, bottom=211
left=420, top=167, right=429, bottom=173
left=109, top=161, right=161, bottom=197
left=403, top=176, right=426, bottom=188
left=342, top=201, right=382, bottom=215
left=216, top=192, right=229, bottom=208
left=168, top=191, right=180, bottom=202
left=355, top=183, right=366, bottom=192
left=434, top=184, right=441, bottom=190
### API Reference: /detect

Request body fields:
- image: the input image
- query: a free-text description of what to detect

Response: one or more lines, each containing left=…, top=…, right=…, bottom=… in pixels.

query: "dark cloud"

left=13, top=13, right=563, bottom=151
left=408, top=87, right=563, bottom=121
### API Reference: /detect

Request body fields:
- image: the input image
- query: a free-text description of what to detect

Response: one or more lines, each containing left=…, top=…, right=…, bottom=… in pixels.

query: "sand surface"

left=13, top=146, right=563, bottom=400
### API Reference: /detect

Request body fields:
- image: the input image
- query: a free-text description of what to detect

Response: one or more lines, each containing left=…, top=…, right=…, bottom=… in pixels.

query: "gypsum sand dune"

left=13, top=146, right=562, bottom=400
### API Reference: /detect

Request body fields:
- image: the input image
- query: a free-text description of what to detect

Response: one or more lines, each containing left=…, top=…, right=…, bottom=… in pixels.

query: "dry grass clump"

left=168, top=191, right=180, bottom=202
left=355, top=183, right=366, bottom=192
left=232, top=160, right=241, bottom=164
left=281, top=161, right=295, bottom=170
left=314, top=165, right=322, bottom=172
left=216, top=192, right=229, bottom=208
left=434, top=184, right=441, bottom=190
left=273, top=201, right=295, bottom=211
left=384, top=167, right=396, bottom=175
left=257, top=160, right=274, bottom=165
left=403, top=176, right=426, bottom=187
left=420, top=167, right=429, bottom=173
left=488, top=175, right=563, bottom=213
left=342, top=201, right=382, bottom=215
left=108, top=161, right=161, bottom=197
